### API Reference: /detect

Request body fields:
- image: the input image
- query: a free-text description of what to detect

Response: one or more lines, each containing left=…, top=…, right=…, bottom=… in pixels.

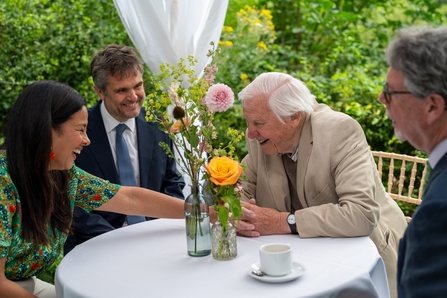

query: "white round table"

left=55, top=219, right=389, bottom=298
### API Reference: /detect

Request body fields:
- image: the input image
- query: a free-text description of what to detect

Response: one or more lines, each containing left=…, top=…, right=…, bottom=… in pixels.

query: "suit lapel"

left=265, top=153, right=291, bottom=212
left=296, top=115, right=313, bottom=208
left=87, top=103, right=119, bottom=182
left=136, top=110, right=154, bottom=188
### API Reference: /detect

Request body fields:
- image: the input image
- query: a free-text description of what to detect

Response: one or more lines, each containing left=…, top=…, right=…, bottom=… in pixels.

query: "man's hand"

left=238, top=198, right=291, bottom=236
left=209, top=200, right=260, bottom=237
left=232, top=200, right=260, bottom=237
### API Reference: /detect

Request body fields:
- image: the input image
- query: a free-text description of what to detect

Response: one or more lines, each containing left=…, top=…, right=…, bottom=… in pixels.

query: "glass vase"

left=184, top=184, right=211, bottom=257
left=211, top=220, right=237, bottom=260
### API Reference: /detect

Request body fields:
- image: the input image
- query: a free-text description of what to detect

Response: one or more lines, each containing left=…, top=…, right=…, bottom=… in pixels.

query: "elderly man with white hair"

left=237, top=72, right=407, bottom=298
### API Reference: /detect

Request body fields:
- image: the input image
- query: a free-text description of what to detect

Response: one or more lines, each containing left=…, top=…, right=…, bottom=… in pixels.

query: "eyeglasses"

left=382, top=83, right=413, bottom=104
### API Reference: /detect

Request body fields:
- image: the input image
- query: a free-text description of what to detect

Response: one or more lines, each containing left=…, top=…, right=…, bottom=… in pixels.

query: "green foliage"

left=0, top=0, right=131, bottom=142
left=213, top=104, right=248, bottom=158
left=220, top=0, right=447, bottom=159
left=217, top=6, right=276, bottom=89
left=213, top=5, right=277, bottom=158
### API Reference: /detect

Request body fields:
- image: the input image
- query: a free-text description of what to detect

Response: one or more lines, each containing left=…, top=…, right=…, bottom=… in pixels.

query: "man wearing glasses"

left=381, top=83, right=421, bottom=142
left=379, top=26, right=447, bottom=298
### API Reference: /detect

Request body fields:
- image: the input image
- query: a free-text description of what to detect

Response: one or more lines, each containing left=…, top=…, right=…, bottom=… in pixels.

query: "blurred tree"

left=0, top=0, right=131, bottom=143
left=252, top=0, right=446, bottom=156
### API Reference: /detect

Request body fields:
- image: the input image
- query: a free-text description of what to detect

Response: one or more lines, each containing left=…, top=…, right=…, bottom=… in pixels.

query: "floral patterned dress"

left=0, top=151, right=120, bottom=280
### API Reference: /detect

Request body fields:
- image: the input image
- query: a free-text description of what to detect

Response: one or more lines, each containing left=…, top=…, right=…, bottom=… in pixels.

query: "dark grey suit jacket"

left=64, top=102, right=184, bottom=254
left=397, top=151, right=447, bottom=297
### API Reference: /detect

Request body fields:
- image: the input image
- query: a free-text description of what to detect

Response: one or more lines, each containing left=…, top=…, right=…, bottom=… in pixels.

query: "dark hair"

left=5, top=80, right=86, bottom=244
left=90, top=44, right=144, bottom=92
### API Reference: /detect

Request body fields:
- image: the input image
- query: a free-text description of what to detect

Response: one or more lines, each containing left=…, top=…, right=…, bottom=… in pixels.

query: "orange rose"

left=205, top=156, right=243, bottom=186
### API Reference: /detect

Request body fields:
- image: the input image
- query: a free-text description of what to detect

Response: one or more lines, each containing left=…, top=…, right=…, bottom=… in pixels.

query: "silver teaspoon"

left=251, top=264, right=264, bottom=276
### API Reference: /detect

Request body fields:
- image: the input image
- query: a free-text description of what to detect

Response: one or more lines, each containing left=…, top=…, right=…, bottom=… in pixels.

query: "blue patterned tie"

left=115, top=124, right=145, bottom=224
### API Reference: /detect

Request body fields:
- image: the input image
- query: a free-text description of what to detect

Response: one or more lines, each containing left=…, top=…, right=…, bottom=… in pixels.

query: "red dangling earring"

left=49, top=152, right=56, bottom=160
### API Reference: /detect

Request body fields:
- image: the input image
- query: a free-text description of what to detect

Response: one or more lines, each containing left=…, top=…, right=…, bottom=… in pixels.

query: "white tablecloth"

left=55, top=219, right=389, bottom=298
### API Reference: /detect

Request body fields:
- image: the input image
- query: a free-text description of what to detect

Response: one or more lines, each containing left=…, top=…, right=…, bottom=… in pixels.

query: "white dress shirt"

left=100, top=102, right=140, bottom=186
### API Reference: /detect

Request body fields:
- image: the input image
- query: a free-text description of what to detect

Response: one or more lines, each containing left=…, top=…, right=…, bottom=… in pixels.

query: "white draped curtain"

left=113, top=0, right=229, bottom=197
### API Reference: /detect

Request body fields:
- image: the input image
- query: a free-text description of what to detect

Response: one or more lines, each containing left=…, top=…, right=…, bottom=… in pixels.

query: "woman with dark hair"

left=0, top=80, right=184, bottom=297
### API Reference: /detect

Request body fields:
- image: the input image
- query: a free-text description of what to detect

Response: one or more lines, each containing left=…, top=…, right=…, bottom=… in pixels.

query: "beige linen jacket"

left=241, top=104, right=407, bottom=297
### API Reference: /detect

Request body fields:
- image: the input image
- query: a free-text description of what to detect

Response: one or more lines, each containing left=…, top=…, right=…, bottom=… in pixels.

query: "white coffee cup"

left=259, top=243, right=293, bottom=276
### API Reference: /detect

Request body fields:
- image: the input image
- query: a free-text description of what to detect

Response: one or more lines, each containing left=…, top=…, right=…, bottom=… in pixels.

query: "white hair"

left=238, top=72, right=317, bottom=122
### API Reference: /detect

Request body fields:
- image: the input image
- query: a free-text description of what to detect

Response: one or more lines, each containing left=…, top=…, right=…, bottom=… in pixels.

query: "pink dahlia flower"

left=205, top=83, right=234, bottom=112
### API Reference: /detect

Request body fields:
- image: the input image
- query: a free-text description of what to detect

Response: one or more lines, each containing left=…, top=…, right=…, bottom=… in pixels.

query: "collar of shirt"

left=279, top=142, right=299, bottom=162
left=100, top=102, right=136, bottom=133
left=429, top=137, right=447, bottom=169
left=288, top=143, right=299, bottom=162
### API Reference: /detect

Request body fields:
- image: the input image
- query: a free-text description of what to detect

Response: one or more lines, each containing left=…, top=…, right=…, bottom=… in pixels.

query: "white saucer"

left=248, top=261, right=306, bottom=283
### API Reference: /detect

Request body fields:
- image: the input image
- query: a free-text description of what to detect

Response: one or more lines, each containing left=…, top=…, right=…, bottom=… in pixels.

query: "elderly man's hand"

left=232, top=200, right=260, bottom=237
left=209, top=200, right=260, bottom=237
left=237, top=198, right=291, bottom=236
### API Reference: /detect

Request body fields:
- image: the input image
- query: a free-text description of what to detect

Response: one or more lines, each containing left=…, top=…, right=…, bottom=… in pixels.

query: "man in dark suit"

left=64, top=44, right=185, bottom=254
left=379, top=26, right=447, bottom=297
